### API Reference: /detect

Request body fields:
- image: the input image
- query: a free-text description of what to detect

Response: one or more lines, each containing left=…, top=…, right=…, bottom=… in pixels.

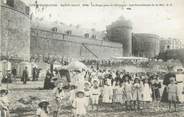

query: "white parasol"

left=67, top=61, right=88, bottom=71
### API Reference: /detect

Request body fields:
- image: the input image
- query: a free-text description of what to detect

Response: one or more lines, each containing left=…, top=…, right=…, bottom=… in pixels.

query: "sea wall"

left=30, top=28, right=123, bottom=59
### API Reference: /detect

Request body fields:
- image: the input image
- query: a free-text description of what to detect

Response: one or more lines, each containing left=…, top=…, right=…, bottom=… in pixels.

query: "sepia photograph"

left=0, top=0, right=184, bottom=116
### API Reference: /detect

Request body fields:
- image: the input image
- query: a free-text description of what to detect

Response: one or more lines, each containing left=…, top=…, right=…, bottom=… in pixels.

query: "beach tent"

left=0, top=60, right=11, bottom=76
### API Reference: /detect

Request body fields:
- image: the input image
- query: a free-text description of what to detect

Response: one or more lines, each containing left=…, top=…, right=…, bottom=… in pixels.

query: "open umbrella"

left=67, top=61, right=88, bottom=71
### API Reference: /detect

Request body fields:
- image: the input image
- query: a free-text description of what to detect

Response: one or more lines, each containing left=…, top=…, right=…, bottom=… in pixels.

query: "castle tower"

left=107, top=16, right=133, bottom=56
left=0, top=0, right=30, bottom=61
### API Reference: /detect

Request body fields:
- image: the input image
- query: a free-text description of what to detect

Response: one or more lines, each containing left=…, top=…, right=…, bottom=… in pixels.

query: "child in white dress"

left=132, top=78, right=142, bottom=110
left=90, top=79, right=101, bottom=111
left=142, top=78, right=152, bottom=102
left=84, top=81, right=91, bottom=109
left=123, top=75, right=133, bottom=111
left=72, top=90, right=88, bottom=117
left=113, top=81, right=124, bottom=104
left=102, top=80, right=113, bottom=104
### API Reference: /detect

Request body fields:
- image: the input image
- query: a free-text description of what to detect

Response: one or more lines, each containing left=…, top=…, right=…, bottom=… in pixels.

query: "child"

left=142, top=78, right=152, bottom=102
left=114, top=81, right=124, bottom=103
left=113, top=81, right=124, bottom=110
left=151, top=76, right=161, bottom=101
left=90, top=79, right=101, bottom=111
left=167, top=77, right=178, bottom=112
left=69, top=85, right=77, bottom=104
left=72, top=90, right=88, bottom=117
left=36, top=100, right=49, bottom=117
left=102, top=80, right=113, bottom=104
left=123, top=75, right=133, bottom=111
left=53, top=83, right=65, bottom=116
left=83, top=81, right=91, bottom=109
left=69, top=85, right=77, bottom=117
left=0, top=88, right=10, bottom=117
left=132, top=78, right=142, bottom=111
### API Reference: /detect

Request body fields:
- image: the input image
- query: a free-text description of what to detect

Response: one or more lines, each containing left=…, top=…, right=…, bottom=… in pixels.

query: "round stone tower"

left=0, top=0, right=30, bottom=61
left=107, top=16, right=133, bottom=56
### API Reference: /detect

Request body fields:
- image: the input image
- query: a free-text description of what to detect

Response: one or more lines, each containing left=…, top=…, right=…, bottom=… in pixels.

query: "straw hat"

left=75, top=90, right=85, bottom=97
left=0, top=88, right=8, bottom=95
left=38, top=100, right=49, bottom=107
left=177, top=68, right=183, bottom=72
left=84, top=81, right=91, bottom=87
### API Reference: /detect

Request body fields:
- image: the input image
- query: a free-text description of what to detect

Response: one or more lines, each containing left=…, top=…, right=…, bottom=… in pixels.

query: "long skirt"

left=152, top=89, right=160, bottom=101
left=161, top=87, right=168, bottom=102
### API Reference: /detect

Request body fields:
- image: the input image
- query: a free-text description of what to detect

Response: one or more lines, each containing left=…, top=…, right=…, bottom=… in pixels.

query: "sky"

left=23, top=0, right=184, bottom=40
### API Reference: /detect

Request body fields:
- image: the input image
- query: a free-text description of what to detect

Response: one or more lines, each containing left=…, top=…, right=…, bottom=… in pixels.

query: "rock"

left=11, top=102, right=33, bottom=112
left=18, top=96, right=41, bottom=105
left=29, top=95, right=40, bottom=101
left=18, top=97, right=32, bottom=105
left=11, top=96, right=41, bottom=113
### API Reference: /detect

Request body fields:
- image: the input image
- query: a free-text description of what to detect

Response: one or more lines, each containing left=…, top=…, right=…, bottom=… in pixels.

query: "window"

left=51, top=27, right=58, bottom=32
left=7, top=0, right=14, bottom=7
left=66, top=30, right=72, bottom=35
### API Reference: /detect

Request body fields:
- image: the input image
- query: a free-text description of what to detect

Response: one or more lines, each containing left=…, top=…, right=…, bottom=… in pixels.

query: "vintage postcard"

left=0, top=0, right=184, bottom=117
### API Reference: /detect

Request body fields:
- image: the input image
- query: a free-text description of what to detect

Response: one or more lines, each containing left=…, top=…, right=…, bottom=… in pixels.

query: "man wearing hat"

left=22, top=67, right=29, bottom=84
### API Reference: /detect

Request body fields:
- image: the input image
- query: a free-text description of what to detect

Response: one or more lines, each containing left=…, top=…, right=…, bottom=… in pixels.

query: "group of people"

left=21, top=66, right=41, bottom=84
left=1, top=62, right=183, bottom=117
left=39, top=65, right=184, bottom=117
left=0, top=66, right=40, bottom=85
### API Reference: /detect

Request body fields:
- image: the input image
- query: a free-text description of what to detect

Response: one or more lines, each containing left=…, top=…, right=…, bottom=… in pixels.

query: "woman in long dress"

left=44, top=70, right=53, bottom=89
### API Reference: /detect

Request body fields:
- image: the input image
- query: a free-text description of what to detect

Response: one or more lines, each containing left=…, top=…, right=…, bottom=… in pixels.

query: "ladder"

left=81, top=43, right=98, bottom=59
